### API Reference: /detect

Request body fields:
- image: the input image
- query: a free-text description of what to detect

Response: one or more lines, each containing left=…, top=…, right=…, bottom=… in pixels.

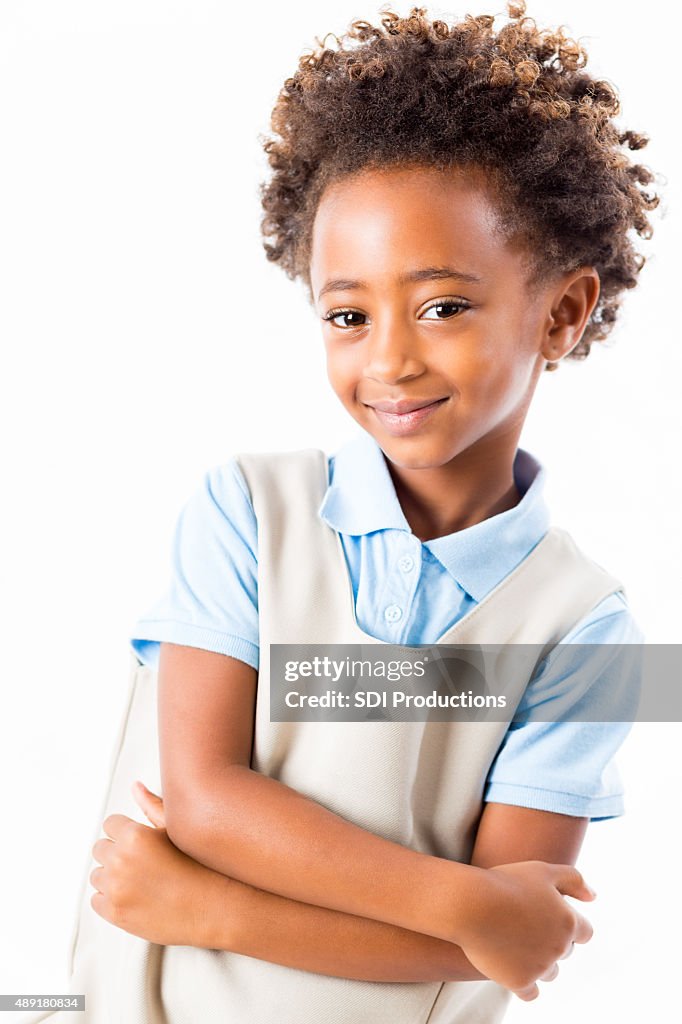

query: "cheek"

left=452, top=349, right=524, bottom=413
left=323, top=356, right=352, bottom=403
left=447, top=347, right=501, bottom=396
left=324, top=344, right=358, bottom=396
left=469, top=352, right=536, bottom=423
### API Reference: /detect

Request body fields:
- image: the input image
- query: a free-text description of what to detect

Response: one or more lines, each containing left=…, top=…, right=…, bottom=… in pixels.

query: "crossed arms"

left=156, top=642, right=593, bottom=994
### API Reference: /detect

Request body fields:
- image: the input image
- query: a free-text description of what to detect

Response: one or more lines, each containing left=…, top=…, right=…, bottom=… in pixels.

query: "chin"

left=375, top=435, right=455, bottom=470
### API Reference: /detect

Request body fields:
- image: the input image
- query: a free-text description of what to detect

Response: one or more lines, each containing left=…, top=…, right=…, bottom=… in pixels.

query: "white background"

left=1, top=0, right=679, bottom=1019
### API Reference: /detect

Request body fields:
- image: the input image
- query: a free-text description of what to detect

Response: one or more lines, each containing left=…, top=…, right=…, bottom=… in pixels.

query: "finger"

left=133, top=780, right=163, bottom=805
left=89, top=866, right=105, bottom=893
left=91, top=837, right=113, bottom=864
left=551, top=864, right=597, bottom=902
left=514, top=984, right=539, bottom=1002
left=132, top=782, right=165, bottom=827
left=539, top=963, right=560, bottom=983
left=90, top=889, right=108, bottom=918
left=102, top=813, right=136, bottom=840
left=559, top=942, right=575, bottom=961
left=572, top=910, right=594, bottom=945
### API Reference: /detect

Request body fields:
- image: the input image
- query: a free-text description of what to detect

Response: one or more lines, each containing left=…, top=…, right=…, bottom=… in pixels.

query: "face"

left=308, top=164, right=596, bottom=473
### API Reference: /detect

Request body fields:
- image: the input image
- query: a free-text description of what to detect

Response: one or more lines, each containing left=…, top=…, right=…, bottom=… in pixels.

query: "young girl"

left=26, top=3, right=658, bottom=1022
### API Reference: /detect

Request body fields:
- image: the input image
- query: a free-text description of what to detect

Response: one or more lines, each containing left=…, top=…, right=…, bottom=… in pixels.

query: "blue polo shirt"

left=130, top=431, right=642, bottom=821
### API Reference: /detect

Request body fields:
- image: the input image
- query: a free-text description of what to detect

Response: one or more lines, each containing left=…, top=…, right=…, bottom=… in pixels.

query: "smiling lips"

left=365, top=396, right=449, bottom=435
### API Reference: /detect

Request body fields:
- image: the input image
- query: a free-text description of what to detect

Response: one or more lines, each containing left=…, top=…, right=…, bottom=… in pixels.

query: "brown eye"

left=323, top=309, right=367, bottom=329
left=420, top=300, right=469, bottom=320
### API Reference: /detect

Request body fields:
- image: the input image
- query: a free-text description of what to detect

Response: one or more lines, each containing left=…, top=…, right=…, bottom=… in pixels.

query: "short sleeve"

left=129, top=457, right=259, bottom=671
left=484, top=591, right=644, bottom=821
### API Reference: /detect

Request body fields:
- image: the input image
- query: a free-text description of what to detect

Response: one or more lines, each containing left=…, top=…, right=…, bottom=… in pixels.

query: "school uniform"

left=22, top=432, right=641, bottom=1024
left=134, top=430, right=640, bottom=820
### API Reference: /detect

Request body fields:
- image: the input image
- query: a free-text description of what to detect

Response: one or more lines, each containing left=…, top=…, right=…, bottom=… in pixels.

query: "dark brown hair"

left=259, top=1, right=660, bottom=366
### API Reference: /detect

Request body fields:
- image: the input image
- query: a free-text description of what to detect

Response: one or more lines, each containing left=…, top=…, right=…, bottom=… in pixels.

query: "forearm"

left=198, top=865, right=486, bottom=983
left=166, top=765, right=483, bottom=944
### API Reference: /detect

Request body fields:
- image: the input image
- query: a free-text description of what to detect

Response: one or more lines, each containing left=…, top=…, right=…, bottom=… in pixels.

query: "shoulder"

left=192, top=447, right=330, bottom=531
left=230, top=447, right=330, bottom=510
left=174, top=456, right=260, bottom=560
left=181, top=456, right=256, bottom=521
left=559, top=588, right=646, bottom=645
left=202, top=455, right=256, bottom=510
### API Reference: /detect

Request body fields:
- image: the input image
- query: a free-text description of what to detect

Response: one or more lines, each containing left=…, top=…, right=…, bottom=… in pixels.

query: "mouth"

left=365, top=397, right=449, bottom=436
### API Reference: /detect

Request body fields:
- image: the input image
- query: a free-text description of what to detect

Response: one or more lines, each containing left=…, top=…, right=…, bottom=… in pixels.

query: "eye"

left=321, top=297, right=470, bottom=329
left=420, top=298, right=470, bottom=320
left=322, top=308, right=367, bottom=329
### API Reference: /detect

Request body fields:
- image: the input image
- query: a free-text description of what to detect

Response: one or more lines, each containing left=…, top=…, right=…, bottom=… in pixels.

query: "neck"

left=384, top=433, right=523, bottom=542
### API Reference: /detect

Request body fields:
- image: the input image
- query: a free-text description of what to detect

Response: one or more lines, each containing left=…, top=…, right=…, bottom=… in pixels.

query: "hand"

left=457, top=860, right=595, bottom=1001
left=131, top=779, right=167, bottom=828
left=89, top=781, right=223, bottom=946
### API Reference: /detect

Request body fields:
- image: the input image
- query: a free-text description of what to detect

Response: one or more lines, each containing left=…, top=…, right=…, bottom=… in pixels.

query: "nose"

left=363, top=316, right=424, bottom=385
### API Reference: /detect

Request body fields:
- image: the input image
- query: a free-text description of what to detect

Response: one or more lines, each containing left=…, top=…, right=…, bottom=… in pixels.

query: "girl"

left=28, top=3, right=657, bottom=1022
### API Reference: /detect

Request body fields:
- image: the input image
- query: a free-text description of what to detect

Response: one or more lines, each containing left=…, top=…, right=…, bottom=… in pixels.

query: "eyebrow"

left=317, top=265, right=484, bottom=302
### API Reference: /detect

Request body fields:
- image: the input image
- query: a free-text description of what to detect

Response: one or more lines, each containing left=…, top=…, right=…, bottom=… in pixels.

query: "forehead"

left=310, top=164, right=523, bottom=291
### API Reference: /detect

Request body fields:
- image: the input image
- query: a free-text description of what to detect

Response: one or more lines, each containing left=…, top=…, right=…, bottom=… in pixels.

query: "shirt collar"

left=318, top=430, right=550, bottom=602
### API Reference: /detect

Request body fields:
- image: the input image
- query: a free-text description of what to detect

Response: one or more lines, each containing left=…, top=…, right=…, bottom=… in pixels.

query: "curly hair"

left=258, top=0, right=660, bottom=367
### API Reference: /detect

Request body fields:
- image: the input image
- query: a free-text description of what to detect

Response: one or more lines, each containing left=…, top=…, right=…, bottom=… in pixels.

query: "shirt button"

left=398, top=555, right=414, bottom=573
left=384, top=604, right=403, bottom=622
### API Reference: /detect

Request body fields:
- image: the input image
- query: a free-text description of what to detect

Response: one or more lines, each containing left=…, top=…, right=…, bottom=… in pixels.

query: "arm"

left=199, top=803, right=589, bottom=984
left=157, top=642, right=595, bottom=991
left=470, top=803, right=589, bottom=868
left=200, top=870, right=486, bottom=982
left=159, top=641, right=482, bottom=943
left=98, top=784, right=483, bottom=983
left=118, top=785, right=585, bottom=984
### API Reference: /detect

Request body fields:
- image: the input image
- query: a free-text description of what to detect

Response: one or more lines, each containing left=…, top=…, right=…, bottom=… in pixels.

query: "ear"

left=540, top=267, right=601, bottom=367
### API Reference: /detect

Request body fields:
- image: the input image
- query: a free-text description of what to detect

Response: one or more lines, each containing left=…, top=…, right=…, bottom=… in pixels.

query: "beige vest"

left=23, top=448, right=624, bottom=1024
